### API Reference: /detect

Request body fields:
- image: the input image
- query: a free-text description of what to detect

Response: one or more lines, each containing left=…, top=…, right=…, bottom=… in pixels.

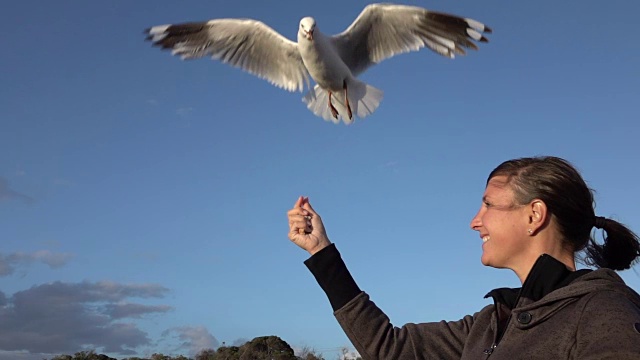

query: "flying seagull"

left=144, top=3, right=491, bottom=124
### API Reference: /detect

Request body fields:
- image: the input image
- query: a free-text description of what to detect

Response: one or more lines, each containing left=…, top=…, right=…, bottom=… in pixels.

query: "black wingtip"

left=484, top=26, right=493, bottom=34
left=143, top=28, right=155, bottom=43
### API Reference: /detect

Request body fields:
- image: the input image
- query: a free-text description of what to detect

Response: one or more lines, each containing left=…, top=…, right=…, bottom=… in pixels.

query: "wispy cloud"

left=104, top=303, right=172, bottom=319
left=0, top=350, right=47, bottom=360
left=379, top=161, right=400, bottom=174
left=0, top=281, right=172, bottom=356
left=134, top=252, right=160, bottom=262
left=0, top=250, right=74, bottom=277
left=0, top=177, right=34, bottom=204
left=162, top=326, right=219, bottom=356
left=176, top=107, right=194, bottom=118
left=230, top=338, right=249, bottom=346
left=52, top=178, right=74, bottom=187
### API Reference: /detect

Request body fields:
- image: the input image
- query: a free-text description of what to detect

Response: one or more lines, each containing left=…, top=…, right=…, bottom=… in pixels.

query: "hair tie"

left=594, top=216, right=607, bottom=229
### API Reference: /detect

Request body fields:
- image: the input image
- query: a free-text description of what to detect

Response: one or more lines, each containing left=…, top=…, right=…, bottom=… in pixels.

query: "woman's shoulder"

left=572, top=268, right=640, bottom=310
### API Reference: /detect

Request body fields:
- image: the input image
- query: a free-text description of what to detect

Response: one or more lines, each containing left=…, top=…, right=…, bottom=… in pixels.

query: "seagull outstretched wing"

left=146, top=19, right=310, bottom=92
left=331, top=4, right=492, bottom=76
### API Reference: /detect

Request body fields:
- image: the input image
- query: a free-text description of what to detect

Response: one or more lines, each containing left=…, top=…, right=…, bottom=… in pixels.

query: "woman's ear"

left=527, top=199, right=548, bottom=235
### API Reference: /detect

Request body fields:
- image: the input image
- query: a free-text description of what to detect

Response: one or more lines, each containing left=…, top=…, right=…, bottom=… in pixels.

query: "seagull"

left=144, top=3, right=491, bottom=124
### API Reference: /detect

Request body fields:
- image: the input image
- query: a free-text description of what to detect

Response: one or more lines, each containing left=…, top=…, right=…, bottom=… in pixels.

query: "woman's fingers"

left=288, top=201, right=313, bottom=240
left=299, top=214, right=312, bottom=234
left=289, top=215, right=311, bottom=228
left=288, top=196, right=311, bottom=235
left=289, top=214, right=312, bottom=233
left=286, top=196, right=331, bottom=255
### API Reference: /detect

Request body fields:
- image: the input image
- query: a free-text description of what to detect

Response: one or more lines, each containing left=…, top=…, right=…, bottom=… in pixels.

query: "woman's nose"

left=469, top=208, right=483, bottom=230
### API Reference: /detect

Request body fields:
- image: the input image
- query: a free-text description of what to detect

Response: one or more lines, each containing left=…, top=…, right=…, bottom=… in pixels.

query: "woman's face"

left=470, top=175, right=531, bottom=271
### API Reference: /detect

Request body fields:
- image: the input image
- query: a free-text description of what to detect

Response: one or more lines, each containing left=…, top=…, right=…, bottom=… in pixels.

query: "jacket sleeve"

left=574, top=290, right=640, bottom=359
left=305, top=244, right=478, bottom=360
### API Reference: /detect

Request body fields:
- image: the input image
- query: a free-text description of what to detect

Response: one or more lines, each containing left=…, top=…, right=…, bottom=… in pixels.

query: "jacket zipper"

left=484, top=287, right=523, bottom=358
left=483, top=312, right=511, bottom=357
left=483, top=343, right=496, bottom=355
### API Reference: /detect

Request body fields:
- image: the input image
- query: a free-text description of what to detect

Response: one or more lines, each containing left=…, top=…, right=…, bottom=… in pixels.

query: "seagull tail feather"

left=302, top=85, right=339, bottom=124
left=302, top=80, right=384, bottom=125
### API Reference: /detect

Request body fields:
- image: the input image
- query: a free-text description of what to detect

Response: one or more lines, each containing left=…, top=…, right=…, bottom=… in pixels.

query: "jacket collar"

left=484, top=254, right=592, bottom=309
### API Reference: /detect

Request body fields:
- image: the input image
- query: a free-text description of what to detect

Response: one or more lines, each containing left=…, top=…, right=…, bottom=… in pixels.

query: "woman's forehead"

left=484, top=176, right=513, bottom=198
left=486, top=175, right=510, bottom=189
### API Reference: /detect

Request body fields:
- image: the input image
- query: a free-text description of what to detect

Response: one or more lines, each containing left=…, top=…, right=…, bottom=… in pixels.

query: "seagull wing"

left=331, top=4, right=492, bottom=76
left=145, top=19, right=310, bottom=92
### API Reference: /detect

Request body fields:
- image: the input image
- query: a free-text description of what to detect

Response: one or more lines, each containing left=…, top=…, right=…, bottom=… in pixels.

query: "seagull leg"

left=343, top=80, right=353, bottom=120
left=328, top=92, right=339, bottom=119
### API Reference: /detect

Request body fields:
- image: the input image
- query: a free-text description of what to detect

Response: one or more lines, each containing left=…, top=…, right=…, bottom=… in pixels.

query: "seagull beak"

left=307, top=29, right=314, bottom=41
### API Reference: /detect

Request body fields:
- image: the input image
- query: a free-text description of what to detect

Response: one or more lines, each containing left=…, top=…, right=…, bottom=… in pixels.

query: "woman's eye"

left=483, top=201, right=492, bottom=207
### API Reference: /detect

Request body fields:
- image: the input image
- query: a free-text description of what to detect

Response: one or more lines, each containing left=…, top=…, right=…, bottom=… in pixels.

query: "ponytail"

left=584, top=217, right=640, bottom=270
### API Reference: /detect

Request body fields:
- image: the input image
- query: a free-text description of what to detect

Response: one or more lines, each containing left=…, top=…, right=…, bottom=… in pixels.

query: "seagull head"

left=299, top=17, right=316, bottom=41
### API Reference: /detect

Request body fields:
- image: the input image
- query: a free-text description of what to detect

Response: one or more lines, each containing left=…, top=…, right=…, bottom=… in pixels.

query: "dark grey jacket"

left=305, top=244, right=640, bottom=360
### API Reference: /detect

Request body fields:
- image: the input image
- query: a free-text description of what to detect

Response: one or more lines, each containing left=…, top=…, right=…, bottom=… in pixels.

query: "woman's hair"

left=488, top=156, right=640, bottom=270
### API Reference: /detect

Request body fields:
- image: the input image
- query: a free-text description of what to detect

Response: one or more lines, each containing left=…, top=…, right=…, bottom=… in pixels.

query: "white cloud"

left=162, top=326, right=219, bottom=356
left=0, top=250, right=74, bottom=277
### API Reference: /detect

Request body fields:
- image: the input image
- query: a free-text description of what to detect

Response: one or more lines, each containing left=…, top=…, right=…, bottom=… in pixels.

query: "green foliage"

left=46, top=335, right=344, bottom=360
left=194, top=348, right=216, bottom=360
left=49, top=356, right=73, bottom=360
left=49, top=350, right=117, bottom=360
left=238, top=335, right=296, bottom=360
left=213, top=345, right=241, bottom=360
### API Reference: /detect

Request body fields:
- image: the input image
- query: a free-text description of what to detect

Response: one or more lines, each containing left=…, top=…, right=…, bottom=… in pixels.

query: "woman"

left=286, top=156, right=640, bottom=359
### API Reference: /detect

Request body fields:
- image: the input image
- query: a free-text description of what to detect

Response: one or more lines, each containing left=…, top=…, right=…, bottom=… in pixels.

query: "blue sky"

left=1, top=0, right=640, bottom=359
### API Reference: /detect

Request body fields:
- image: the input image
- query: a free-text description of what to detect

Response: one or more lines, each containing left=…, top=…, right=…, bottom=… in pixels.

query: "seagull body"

left=298, top=17, right=349, bottom=92
left=145, top=3, right=491, bottom=124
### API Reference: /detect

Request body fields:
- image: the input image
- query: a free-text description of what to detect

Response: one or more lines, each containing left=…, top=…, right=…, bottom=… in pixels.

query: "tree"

left=49, top=350, right=117, bottom=360
left=214, top=345, right=240, bottom=360
left=44, top=335, right=317, bottom=360
left=195, top=348, right=215, bottom=360
left=336, top=347, right=360, bottom=360
left=238, top=336, right=296, bottom=360
left=296, top=345, right=325, bottom=360
left=151, top=354, right=170, bottom=360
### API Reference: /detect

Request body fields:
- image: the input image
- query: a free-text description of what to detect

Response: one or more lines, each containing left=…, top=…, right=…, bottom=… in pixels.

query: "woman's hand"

left=287, top=196, right=332, bottom=255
